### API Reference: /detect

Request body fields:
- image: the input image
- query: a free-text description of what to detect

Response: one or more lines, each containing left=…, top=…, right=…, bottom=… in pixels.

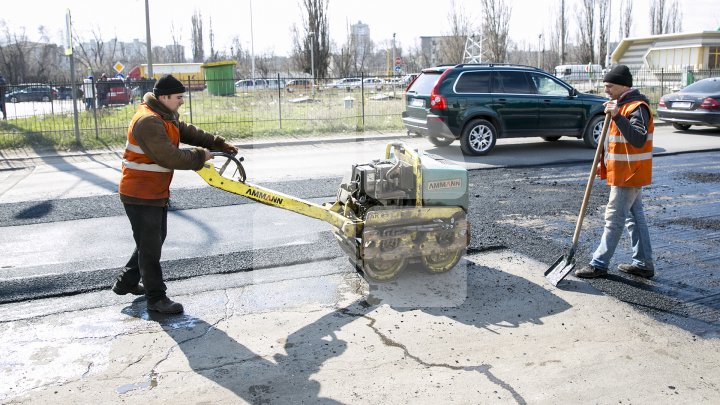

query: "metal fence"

left=0, top=73, right=408, bottom=149
left=2, top=68, right=719, bottom=149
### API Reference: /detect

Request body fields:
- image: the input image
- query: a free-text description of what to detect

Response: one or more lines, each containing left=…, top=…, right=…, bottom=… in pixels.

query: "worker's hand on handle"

left=203, top=149, right=213, bottom=161
left=603, top=100, right=619, bottom=117
left=221, top=142, right=238, bottom=155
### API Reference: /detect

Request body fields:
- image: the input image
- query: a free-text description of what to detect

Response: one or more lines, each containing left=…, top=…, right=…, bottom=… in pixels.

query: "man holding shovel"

left=575, top=65, right=655, bottom=279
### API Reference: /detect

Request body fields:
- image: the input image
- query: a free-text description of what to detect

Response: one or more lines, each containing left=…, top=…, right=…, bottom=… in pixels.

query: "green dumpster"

left=202, top=61, right=237, bottom=96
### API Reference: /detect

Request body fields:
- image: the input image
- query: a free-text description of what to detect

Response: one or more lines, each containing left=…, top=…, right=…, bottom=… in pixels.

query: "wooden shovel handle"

left=570, top=113, right=612, bottom=246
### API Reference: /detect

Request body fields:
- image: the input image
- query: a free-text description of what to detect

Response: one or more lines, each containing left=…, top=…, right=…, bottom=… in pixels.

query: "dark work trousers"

left=117, top=203, right=168, bottom=301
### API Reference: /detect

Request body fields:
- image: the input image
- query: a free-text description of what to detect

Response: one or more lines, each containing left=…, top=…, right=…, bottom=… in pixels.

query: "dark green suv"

left=402, top=64, right=607, bottom=155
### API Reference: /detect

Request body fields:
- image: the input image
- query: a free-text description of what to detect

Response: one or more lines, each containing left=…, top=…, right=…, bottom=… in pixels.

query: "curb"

left=0, top=132, right=407, bottom=170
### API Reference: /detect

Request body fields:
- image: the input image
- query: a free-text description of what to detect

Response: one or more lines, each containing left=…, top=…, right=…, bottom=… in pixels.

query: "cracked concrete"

left=2, top=253, right=718, bottom=404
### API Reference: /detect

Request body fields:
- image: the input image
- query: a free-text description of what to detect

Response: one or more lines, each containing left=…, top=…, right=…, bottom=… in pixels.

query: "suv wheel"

left=460, top=119, right=497, bottom=156
left=428, top=135, right=454, bottom=147
left=583, top=115, right=605, bottom=148
left=41, top=95, right=51, bottom=102
left=10, top=96, right=18, bottom=103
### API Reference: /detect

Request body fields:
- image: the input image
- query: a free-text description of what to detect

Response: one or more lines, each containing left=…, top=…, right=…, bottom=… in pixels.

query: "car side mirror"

left=569, top=88, right=578, bottom=97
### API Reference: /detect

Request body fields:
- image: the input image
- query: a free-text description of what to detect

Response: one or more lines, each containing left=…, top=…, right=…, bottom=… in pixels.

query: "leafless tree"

left=619, top=0, right=633, bottom=38
left=169, top=22, right=185, bottom=63
left=597, top=0, right=609, bottom=67
left=550, top=0, right=569, bottom=66
left=73, top=28, right=118, bottom=77
left=291, top=0, right=330, bottom=79
left=650, top=0, right=682, bottom=35
left=191, top=10, right=204, bottom=63
left=442, top=0, right=473, bottom=64
left=481, top=0, right=512, bottom=63
left=575, top=0, right=596, bottom=64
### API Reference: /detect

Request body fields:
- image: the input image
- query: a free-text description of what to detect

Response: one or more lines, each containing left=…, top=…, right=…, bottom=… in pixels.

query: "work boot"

left=147, top=297, right=184, bottom=314
left=112, top=281, right=146, bottom=296
left=574, top=265, right=608, bottom=279
left=618, top=263, right=654, bottom=279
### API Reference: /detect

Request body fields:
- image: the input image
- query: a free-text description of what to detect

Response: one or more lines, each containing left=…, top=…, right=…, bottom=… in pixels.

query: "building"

left=350, top=21, right=371, bottom=68
left=611, top=30, right=720, bottom=69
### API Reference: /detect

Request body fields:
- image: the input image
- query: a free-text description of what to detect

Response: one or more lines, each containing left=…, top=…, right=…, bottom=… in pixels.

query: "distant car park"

left=4, top=84, right=57, bottom=103
left=657, top=77, right=720, bottom=131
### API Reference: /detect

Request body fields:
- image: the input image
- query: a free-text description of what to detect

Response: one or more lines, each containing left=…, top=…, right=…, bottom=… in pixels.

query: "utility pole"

left=309, top=31, right=315, bottom=96
left=65, top=9, right=80, bottom=144
left=537, top=34, right=543, bottom=68
left=250, top=0, right=255, bottom=81
left=145, top=0, right=153, bottom=78
left=606, top=0, right=613, bottom=67
left=392, top=33, right=396, bottom=76
left=560, top=0, right=566, bottom=65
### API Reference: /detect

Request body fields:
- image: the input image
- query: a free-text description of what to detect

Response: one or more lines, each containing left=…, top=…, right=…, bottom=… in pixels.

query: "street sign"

left=395, top=57, right=402, bottom=66
left=113, top=62, right=125, bottom=73
left=394, top=65, right=402, bottom=73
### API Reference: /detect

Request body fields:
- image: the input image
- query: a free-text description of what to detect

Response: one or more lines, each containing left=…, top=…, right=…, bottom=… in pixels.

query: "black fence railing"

left=0, top=73, right=408, bottom=149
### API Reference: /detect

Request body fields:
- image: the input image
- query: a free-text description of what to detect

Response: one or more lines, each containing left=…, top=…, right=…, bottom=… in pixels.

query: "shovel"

left=545, top=113, right=612, bottom=286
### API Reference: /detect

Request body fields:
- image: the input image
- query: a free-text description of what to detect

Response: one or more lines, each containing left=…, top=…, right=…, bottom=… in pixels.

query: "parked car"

left=56, top=85, right=83, bottom=100
left=326, top=77, right=362, bottom=90
left=4, top=84, right=58, bottom=103
left=657, top=77, right=720, bottom=131
left=235, top=79, right=269, bottom=90
left=401, top=63, right=607, bottom=155
left=104, top=78, right=131, bottom=105
left=265, top=78, right=286, bottom=89
left=363, top=77, right=385, bottom=90
left=285, top=78, right=312, bottom=93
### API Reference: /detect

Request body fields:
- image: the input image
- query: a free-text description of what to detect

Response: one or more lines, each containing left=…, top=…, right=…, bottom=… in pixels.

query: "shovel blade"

left=544, top=255, right=576, bottom=286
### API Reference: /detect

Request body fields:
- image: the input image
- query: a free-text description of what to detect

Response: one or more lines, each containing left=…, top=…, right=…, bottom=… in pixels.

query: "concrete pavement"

left=2, top=251, right=718, bottom=403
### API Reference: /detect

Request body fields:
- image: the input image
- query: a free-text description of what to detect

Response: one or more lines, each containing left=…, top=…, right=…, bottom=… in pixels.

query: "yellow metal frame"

left=195, top=162, right=362, bottom=239
left=384, top=142, right=423, bottom=206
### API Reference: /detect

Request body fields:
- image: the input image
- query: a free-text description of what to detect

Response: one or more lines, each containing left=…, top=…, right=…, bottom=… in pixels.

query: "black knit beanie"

left=153, top=74, right=186, bottom=96
left=603, top=65, right=633, bottom=87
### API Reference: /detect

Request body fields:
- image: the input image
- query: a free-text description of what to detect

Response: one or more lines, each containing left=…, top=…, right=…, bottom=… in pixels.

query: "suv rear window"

left=407, top=72, right=442, bottom=95
left=455, top=71, right=491, bottom=93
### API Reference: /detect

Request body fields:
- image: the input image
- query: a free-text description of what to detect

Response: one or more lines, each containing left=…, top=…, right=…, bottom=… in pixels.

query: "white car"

left=363, top=77, right=385, bottom=90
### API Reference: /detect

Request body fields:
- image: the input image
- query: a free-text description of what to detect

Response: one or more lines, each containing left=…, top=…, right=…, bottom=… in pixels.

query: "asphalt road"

left=1, top=126, right=719, bottom=338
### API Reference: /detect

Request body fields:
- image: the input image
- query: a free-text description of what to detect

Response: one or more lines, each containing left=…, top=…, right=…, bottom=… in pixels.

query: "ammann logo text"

left=427, top=179, right=462, bottom=191
left=246, top=189, right=284, bottom=205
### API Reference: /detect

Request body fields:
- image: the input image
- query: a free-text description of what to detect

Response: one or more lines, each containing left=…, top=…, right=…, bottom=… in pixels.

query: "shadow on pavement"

left=121, top=258, right=571, bottom=403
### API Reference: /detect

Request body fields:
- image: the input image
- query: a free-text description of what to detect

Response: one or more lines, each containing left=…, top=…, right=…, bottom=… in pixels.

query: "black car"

left=5, top=85, right=58, bottom=103
left=657, top=77, right=720, bottom=131
left=56, top=85, right=83, bottom=100
left=401, top=63, right=607, bottom=155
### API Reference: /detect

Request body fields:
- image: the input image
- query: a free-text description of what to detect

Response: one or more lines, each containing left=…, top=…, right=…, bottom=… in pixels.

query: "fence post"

left=361, top=72, right=365, bottom=131
left=660, top=68, right=664, bottom=97
left=277, top=72, right=282, bottom=130
left=187, top=79, right=193, bottom=124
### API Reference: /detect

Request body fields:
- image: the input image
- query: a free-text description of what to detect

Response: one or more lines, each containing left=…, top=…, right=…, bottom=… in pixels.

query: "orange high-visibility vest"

left=600, top=100, right=653, bottom=187
left=118, top=104, right=180, bottom=200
